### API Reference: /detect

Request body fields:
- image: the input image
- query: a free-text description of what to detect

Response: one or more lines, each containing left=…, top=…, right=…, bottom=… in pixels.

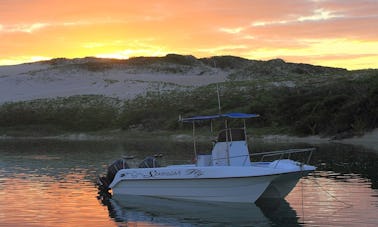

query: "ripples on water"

left=0, top=140, right=377, bottom=226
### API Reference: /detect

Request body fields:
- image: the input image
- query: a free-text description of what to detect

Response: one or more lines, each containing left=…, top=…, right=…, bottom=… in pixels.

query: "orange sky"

left=1, top=0, right=377, bottom=69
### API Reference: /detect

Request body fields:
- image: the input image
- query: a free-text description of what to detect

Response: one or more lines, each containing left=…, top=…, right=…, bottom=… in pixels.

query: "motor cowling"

left=98, top=159, right=129, bottom=191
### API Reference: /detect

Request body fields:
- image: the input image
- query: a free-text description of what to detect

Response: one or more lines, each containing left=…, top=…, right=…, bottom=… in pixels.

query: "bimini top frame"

left=179, top=112, right=259, bottom=160
left=180, top=112, right=259, bottom=123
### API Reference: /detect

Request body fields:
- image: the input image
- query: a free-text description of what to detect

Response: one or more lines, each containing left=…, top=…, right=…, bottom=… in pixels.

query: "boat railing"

left=211, top=154, right=251, bottom=166
left=250, top=148, right=315, bottom=165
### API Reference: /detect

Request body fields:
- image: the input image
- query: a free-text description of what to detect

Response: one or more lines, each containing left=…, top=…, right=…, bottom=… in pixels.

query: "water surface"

left=0, top=139, right=377, bottom=226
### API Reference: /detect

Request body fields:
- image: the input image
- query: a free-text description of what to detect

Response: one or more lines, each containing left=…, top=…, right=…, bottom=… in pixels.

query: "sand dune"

left=0, top=60, right=228, bottom=103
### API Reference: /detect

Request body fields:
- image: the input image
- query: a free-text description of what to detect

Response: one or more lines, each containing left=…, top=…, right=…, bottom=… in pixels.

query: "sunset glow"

left=1, top=0, right=377, bottom=69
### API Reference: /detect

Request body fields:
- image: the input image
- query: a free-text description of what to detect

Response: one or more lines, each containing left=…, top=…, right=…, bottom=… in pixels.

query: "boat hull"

left=108, top=159, right=316, bottom=203
left=252, top=160, right=316, bottom=199
left=259, top=170, right=313, bottom=199
left=112, top=175, right=276, bottom=203
left=109, top=166, right=282, bottom=203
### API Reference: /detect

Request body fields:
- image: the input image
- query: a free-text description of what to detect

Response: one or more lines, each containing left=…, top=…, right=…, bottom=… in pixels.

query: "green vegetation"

left=119, top=72, right=378, bottom=137
left=0, top=95, right=120, bottom=132
left=251, top=74, right=378, bottom=136
left=1, top=57, right=377, bottom=138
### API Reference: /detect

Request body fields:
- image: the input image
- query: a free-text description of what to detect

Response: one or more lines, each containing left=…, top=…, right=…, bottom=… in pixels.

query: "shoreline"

left=257, top=129, right=378, bottom=152
left=1, top=128, right=377, bottom=153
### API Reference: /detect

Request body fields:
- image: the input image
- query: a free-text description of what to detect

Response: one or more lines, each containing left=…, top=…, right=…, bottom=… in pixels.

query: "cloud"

left=252, top=8, right=343, bottom=27
left=1, top=22, right=50, bottom=33
left=219, top=27, right=245, bottom=34
left=297, top=8, right=344, bottom=22
left=0, top=18, right=128, bottom=34
left=252, top=20, right=289, bottom=27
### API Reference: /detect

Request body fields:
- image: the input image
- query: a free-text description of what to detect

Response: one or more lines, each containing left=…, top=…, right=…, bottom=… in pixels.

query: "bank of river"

left=258, top=129, right=378, bottom=153
left=1, top=128, right=377, bottom=152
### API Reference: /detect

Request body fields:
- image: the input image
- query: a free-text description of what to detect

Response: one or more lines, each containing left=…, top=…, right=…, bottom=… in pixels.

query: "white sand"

left=0, top=61, right=228, bottom=103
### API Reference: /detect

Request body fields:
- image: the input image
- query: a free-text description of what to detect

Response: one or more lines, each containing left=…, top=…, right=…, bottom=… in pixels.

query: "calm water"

left=0, top=138, right=377, bottom=227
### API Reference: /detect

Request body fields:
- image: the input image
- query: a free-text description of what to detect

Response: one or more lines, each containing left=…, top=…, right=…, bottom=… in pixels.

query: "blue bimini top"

left=180, top=112, right=259, bottom=123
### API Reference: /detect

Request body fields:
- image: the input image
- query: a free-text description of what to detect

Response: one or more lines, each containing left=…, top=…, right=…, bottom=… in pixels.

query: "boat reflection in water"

left=99, top=193, right=299, bottom=226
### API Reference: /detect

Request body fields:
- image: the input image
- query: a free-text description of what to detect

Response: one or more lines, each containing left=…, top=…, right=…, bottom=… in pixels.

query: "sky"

left=0, top=0, right=377, bottom=69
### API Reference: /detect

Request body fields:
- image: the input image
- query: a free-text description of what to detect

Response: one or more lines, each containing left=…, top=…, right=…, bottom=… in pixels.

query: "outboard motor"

left=98, top=158, right=129, bottom=191
left=138, top=156, right=160, bottom=168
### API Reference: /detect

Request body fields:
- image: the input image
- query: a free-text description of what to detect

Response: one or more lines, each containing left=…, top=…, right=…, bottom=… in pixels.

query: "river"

left=0, top=138, right=377, bottom=226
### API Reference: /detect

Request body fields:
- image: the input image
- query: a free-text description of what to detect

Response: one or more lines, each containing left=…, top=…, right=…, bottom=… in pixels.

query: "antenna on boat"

left=213, top=56, right=222, bottom=115
left=216, top=83, right=222, bottom=115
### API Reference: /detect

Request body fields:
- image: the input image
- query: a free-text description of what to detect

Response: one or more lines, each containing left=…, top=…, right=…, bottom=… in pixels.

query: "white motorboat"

left=99, top=113, right=316, bottom=203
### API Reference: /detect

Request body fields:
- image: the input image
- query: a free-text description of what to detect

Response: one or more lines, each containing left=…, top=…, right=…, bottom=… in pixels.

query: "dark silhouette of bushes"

left=0, top=95, right=119, bottom=131
left=0, top=73, right=377, bottom=136
left=119, top=74, right=377, bottom=136
left=253, top=74, right=378, bottom=136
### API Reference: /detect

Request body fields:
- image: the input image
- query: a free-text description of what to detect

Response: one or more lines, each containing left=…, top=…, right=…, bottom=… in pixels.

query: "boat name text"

left=120, top=168, right=205, bottom=179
